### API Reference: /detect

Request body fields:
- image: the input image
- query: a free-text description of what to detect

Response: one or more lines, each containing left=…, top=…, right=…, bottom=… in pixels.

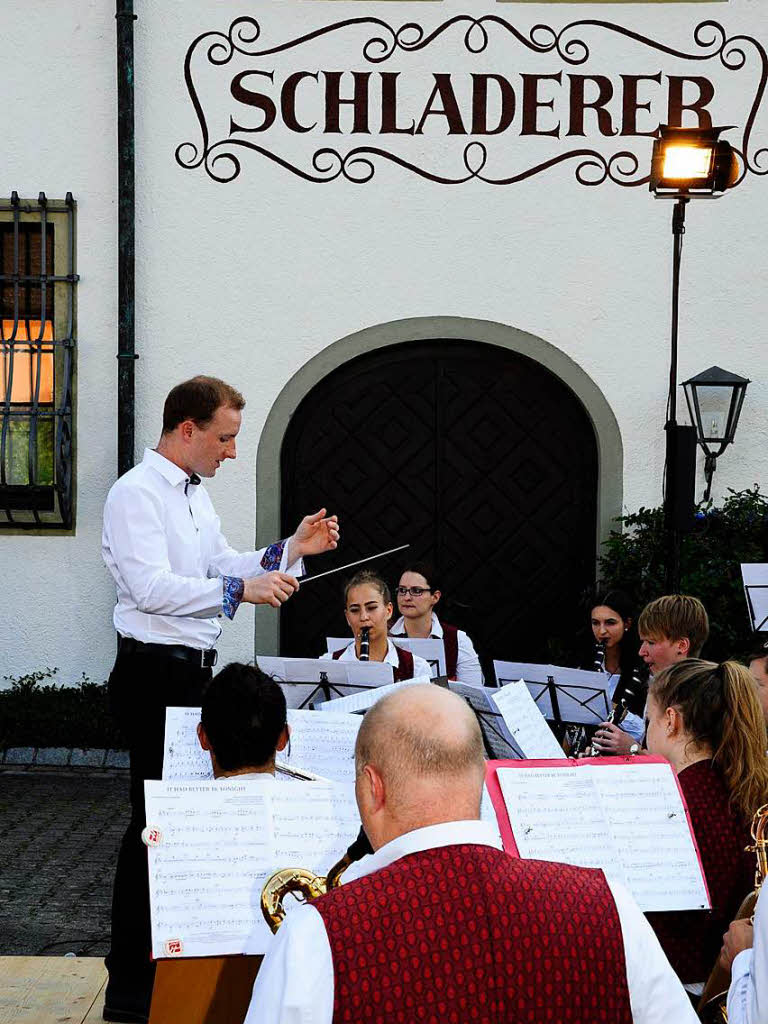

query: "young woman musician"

left=389, top=562, right=483, bottom=684
left=644, top=659, right=768, bottom=991
left=581, top=590, right=647, bottom=753
left=323, top=570, right=431, bottom=681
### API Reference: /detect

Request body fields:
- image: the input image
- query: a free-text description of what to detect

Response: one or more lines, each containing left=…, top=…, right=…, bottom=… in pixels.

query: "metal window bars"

left=0, top=192, right=77, bottom=529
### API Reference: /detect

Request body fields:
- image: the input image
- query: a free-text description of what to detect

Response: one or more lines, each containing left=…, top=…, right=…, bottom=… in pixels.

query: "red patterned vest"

left=332, top=645, right=415, bottom=682
left=312, top=844, right=632, bottom=1024
left=646, top=759, right=753, bottom=983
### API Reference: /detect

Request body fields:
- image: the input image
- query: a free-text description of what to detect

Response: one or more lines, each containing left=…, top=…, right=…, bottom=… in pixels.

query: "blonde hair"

left=343, top=569, right=390, bottom=606
left=638, top=594, right=709, bottom=656
left=650, top=659, right=768, bottom=823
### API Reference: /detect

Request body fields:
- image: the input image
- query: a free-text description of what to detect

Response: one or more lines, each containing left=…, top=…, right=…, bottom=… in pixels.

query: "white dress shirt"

left=727, top=887, right=767, bottom=1024
left=321, top=638, right=432, bottom=680
left=102, top=448, right=300, bottom=649
left=390, top=612, right=484, bottom=686
left=245, top=818, right=699, bottom=1024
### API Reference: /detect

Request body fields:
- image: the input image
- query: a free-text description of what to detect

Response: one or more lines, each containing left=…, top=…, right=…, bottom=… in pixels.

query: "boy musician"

left=197, top=662, right=289, bottom=780
left=592, top=594, right=709, bottom=756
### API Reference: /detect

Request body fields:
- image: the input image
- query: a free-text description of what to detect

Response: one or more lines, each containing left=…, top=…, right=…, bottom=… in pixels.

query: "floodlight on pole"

left=649, top=124, right=740, bottom=592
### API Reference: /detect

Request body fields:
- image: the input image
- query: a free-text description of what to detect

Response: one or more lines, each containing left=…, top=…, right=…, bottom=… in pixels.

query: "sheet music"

left=582, top=762, right=709, bottom=912
left=490, top=681, right=565, bottom=759
left=163, top=707, right=212, bottom=781
left=145, top=780, right=275, bottom=958
left=742, top=564, right=768, bottom=631
left=496, top=762, right=709, bottom=912
left=146, top=779, right=363, bottom=958
left=480, top=783, right=502, bottom=845
left=315, top=677, right=431, bottom=713
left=283, top=709, right=362, bottom=781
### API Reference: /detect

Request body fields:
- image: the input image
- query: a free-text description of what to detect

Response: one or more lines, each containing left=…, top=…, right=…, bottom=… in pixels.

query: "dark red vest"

left=332, top=645, right=415, bottom=682
left=313, top=844, right=633, bottom=1024
left=646, top=759, right=754, bottom=983
left=389, top=621, right=460, bottom=679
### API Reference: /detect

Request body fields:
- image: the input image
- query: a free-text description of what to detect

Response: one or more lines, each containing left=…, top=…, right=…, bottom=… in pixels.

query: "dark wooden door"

left=280, top=340, right=598, bottom=670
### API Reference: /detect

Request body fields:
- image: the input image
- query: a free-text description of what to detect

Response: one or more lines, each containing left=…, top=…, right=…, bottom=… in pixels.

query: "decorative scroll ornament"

left=175, top=17, right=768, bottom=187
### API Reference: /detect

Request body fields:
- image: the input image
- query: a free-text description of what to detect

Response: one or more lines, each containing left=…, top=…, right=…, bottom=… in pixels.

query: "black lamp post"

left=649, top=125, right=740, bottom=592
left=682, top=366, right=750, bottom=502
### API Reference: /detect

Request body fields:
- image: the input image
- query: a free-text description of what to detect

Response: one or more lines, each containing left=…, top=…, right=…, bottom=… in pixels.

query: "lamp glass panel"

left=662, top=145, right=712, bottom=180
left=0, top=319, right=54, bottom=403
left=693, top=384, right=731, bottom=443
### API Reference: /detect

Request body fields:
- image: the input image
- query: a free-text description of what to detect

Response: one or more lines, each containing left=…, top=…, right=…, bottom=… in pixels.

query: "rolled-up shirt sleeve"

left=103, top=485, right=225, bottom=618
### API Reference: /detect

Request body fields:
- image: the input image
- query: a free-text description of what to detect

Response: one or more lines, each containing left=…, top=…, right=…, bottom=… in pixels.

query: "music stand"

left=493, top=661, right=612, bottom=741
left=447, top=681, right=523, bottom=759
left=741, top=564, right=768, bottom=632
left=326, top=636, right=445, bottom=678
left=257, top=656, right=393, bottom=709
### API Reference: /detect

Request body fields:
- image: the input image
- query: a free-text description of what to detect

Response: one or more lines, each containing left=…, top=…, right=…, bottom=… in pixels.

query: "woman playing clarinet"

left=322, top=570, right=431, bottom=682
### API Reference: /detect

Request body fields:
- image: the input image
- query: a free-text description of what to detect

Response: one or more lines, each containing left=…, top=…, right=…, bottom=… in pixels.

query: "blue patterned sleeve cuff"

left=260, top=540, right=286, bottom=572
left=222, top=576, right=245, bottom=620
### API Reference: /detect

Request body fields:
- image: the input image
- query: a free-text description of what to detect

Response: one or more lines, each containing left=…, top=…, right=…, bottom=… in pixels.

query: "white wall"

left=2, top=0, right=767, bottom=684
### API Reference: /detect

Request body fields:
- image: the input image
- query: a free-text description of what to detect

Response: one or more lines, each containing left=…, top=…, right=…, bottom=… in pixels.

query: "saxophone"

left=261, top=827, right=373, bottom=933
left=699, top=803, right=768, bottom=1023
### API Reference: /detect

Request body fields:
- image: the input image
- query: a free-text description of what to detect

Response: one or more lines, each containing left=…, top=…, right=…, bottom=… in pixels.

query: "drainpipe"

left=116, top=0, right=137, bottom=477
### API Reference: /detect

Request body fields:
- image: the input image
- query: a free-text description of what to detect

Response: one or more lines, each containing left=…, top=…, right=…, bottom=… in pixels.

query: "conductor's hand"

left=288, top=508, right=340, bottom=562
left=719, top=919, right=754, bottom=972
left=242, top=572, right=299, bottom=608
left=591, top=722, right=635, bottom=755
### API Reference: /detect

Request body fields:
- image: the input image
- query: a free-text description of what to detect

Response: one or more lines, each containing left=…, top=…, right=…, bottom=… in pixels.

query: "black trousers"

left=105, top=645, right=211, bottom=1003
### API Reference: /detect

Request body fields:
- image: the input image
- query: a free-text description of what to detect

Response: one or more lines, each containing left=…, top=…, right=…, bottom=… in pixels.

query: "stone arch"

left=254, top=316, right=622, bottom=655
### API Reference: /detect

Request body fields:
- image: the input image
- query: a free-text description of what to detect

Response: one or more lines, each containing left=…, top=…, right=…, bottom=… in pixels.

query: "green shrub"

left=598, top=485, right=768, bottom=662
left=0, top=669, right=126, bottom=751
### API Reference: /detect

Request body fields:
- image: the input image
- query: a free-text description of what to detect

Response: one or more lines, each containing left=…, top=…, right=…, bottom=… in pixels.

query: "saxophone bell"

left=261, top=827, right=373, bottom=934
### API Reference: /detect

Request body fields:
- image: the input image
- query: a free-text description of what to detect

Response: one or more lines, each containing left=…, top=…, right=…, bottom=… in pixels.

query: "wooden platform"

left=0, top=957, right=106, bottom=1024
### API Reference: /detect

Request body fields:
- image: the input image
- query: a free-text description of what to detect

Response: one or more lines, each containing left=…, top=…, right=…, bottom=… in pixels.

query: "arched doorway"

left=278, top=338, right=599, bottom=669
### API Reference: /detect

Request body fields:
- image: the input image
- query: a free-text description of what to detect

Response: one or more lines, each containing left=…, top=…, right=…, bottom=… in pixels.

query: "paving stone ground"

left=0, top=767, right=129, bottom=956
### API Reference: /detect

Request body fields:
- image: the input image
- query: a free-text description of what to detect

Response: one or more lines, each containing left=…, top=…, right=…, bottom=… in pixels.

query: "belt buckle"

left=203, top=649, right=218, bottom=668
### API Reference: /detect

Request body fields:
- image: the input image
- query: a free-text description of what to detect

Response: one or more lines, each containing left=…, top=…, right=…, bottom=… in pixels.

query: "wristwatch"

left=629, top=742, right=641, bottom=756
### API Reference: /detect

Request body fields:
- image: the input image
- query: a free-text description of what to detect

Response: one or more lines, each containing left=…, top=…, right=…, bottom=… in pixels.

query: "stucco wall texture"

left=1, top=0, right=767, bottom=684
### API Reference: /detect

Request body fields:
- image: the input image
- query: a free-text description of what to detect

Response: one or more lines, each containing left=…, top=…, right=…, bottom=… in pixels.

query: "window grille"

left=0, top=192, right=77, bottom=529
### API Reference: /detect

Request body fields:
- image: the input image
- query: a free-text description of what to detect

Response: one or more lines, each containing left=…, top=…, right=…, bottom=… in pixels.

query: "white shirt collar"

left=390, top=612, right=444, bottom=638
left=338, top=638, right=405, bottom=668
left=142, top=447, right=194, bottom=489
left=345, top=819, right=502, bottom=883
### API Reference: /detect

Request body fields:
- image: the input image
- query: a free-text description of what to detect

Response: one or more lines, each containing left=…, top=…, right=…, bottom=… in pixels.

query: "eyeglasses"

left=397, top=586, right=433, bottom=597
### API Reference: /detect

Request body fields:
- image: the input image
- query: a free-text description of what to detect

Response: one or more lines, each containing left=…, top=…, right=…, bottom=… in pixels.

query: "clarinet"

left=593, top=639, right=607, bottom=673
left=592, top=665, right=645, bottom=757
left=359, top=626, right=371, bottom=661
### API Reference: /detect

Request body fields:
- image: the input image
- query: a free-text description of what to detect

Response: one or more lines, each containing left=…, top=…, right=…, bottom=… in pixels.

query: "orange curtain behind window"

left=0, top=319, right=54, bottom=404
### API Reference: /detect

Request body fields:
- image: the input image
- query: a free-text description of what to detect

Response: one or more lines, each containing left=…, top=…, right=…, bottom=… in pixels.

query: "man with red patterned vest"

left=246, top=686, right=697, bottom=1024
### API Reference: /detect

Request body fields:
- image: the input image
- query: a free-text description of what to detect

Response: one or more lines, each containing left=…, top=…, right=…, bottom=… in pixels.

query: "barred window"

left=0, top=193, right=77, bottom=529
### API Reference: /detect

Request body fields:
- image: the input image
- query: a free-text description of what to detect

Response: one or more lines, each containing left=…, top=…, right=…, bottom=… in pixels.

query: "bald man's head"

left=354, top=685, right=486, bottom=848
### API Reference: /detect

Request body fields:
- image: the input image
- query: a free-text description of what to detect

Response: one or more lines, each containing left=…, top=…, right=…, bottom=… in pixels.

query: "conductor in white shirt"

left=246, top=684, right=698, bottom=1024
left=101, top=376, right=339, bottom=1022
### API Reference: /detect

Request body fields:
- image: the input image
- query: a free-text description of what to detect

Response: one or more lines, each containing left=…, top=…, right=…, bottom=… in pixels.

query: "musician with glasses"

left=322, top=569, right=431, bottom=680
left=389, top=562, right=483, bottom=684
left=245, top=684, right=698, bottom=1024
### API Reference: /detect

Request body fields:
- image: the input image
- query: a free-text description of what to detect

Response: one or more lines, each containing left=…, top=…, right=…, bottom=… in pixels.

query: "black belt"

left=118, top=635, right=218, bottom=668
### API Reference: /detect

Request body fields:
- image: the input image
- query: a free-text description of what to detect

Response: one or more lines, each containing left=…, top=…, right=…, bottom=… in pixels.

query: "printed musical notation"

left=489, top=680, right=565, bottom=760
left=496, top=762, right=710, bottom=913
left=282, top=710, right=361, bottom=782
left=163, top=707, right=212, bottom=781
left=145, top=780, right=363, bottom=958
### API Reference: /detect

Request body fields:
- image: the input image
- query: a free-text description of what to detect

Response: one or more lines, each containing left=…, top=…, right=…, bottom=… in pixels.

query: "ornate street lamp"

left=683, top=366, right=750, bottom=502
left=649, top=125, right=740, bottom=592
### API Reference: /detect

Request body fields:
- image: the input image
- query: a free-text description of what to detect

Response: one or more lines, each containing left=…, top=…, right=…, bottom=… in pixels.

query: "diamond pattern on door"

left=280, top=340, right=598, bottom=668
